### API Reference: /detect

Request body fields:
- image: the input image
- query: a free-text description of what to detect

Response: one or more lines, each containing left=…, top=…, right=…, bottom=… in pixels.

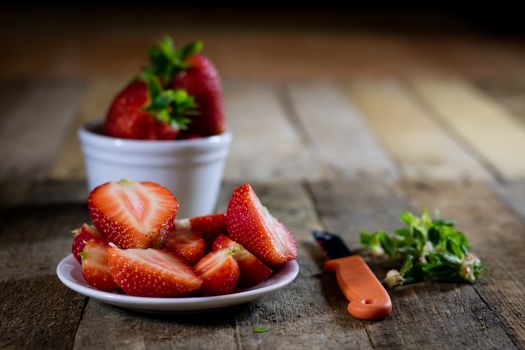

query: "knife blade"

left=313, top=230, right=392, bottom=320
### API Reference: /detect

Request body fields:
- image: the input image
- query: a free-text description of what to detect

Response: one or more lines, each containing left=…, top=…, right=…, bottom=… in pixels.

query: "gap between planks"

left=345, top=79, right=493, bottom=182
left=409, top=78, right=525, bottom=182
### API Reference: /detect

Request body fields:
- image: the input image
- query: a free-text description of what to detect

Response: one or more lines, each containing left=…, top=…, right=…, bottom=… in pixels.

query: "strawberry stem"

left=145, top=36, right=203, bottom=87
left=141, top=72, right=198, bottom=130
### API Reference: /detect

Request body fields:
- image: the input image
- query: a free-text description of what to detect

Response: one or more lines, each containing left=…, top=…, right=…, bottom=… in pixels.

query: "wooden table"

left=2, top=11, right=525, bottom=349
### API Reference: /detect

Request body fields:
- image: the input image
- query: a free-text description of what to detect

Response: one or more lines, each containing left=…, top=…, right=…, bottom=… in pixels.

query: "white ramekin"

left=78, top=122, right=232, bottom=218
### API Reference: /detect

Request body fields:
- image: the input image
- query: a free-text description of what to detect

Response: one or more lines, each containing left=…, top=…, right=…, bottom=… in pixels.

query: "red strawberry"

left=88, top=179, right=178, bottom=249
left=72, top=223, right=105, bottom=264
left=188, top=213, right=227, bottom=243
left=213, top=235, right=273, bottom=287
left=81, top=239, right=118, bottom=292
left=171, top=54, right=225, bottom=137
left=104, top=74, right=196, bottom=140
left=166, top=223, right=205, bottom=265
left=108, top=247, right=202, bottom=297
left=226, top=184, right=297, bottom=267
left=194, top=247, right=240, bottom=296
left=104, top=81, right=159, bottom=140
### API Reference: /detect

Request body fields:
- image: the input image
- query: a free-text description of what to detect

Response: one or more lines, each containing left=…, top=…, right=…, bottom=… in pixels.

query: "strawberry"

left=72, top=223, right=105, bottom=264
left=88, top=179, right=179, bottom=249
left=81, top=239, right=118, bottom=292
left=108, top=247, right=202, bottom=297
left=189, top=213, right=227, bottom=243
left=194, top=247, right=240, bottom=296
left=104, top=73, right=196, bottom=140
left=166, top=223, right=205, bottom=265
left=146, top=37, right=225, bottom=137
left=226, top=184, right=297, bottom=267
left=171, top=53, right=225, bottom=137
left=213, top=235, right=273, bottom=287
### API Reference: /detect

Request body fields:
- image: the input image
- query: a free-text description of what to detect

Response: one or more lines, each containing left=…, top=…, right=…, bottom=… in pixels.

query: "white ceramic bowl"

left=57, top=254, right=299, bottom=313
left=78, top=122, right=232, bottom=218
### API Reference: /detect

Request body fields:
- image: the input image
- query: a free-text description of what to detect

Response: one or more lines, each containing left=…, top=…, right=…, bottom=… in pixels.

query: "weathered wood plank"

left=0, top=202, right=88, bottom=349
left=51, top=77, right=127, bottom=180
left=403, top=181, right=525, bottom=348
left=309, top=180, right=516, bottom=349
left=0, top=79, right=86, bottom=181
left=223, top=81, right=319, bottom=182
left=411, top=78, right=525, bottom=180
left=347, top=80, right=492, bottom=181
left=476, top=78, right=525, bottom=125
left=491, top=180, right=525, bottom=221
left=287, top=83, right=398, bottom=181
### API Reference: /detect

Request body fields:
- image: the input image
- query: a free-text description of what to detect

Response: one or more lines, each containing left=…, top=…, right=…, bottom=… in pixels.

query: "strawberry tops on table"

left=71, top=179, right=297, bottom=298
left=104, top=37, right=225, bottom=140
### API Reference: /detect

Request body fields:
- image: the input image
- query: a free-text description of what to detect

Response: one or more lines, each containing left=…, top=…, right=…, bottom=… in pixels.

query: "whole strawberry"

left=171, top=54, right=225, bottom=137
left=147, top=37, right=226, bottom=137
left=104, top=73, right=196, bottom=140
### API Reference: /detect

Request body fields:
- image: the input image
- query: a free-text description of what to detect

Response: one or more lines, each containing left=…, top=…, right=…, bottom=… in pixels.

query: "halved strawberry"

left=194, top=247, right=240, bottom=296
left=188, top=213, right=227, bottom=243
left=166, top=223, right=205, bottom=265
left=213, top=235, right=273, bottom=287
left=226, top=184, right=297, bottom=267
left=81, top=240, right=118, bottom=292
left=72, top=223, right=105, bottom=264
left=108, top=247, right=202, bottom=297
left=88, top=179, right=178, bottom=249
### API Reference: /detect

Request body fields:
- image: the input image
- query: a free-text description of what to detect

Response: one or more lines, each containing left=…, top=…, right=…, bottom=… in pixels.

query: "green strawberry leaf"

left=145, top=36, right=203, bottom=87
left=360, top=210, right=484, bottom=288
left=141, top=71, right=198, bottom=130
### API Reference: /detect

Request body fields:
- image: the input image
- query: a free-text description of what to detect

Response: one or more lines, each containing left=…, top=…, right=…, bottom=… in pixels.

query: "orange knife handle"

left=325, top=255, right=392, bottom=320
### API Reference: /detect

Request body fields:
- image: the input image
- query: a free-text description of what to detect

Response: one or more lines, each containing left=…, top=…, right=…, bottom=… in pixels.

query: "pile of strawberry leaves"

left=360, top=210, right=485, bottom=288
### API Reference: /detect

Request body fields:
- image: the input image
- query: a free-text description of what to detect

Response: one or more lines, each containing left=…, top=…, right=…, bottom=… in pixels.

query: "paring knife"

left=313, top=231, right=392, bottom=320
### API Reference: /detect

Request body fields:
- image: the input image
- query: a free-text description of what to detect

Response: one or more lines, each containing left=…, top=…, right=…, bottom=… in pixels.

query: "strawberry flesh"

left=226, top=184, right=297, bottom=267
left=194, top=247, right=240, bottom=296
left=81, top=239, right=118, bottom=292
left=213, top=235, right=273, bottom=287
left=88, top=180, right=178, bottom=249
left=108, top=247, right=202, bottom=297
left=166, top=223, right=205, bottom=265
left=72, top=223, right=105, bottom=264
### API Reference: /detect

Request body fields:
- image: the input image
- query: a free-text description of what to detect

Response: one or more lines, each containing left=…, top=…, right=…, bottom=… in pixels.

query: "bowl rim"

left=79, top=121, right=232, bottom=149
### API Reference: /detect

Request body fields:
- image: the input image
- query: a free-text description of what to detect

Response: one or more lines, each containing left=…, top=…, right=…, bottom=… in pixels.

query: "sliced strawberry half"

left=194, top=247, right=240, bottom=296
left=166, top=223, right=205, bottom=265
left=212, top=235, right=273, bottom=287
left=226, top=183, right=297, bottom=267
left=88, top=179, right=178, bottom=249
left=81, top=239, right=118, bottom=292
left=108, top=247, right=202, bottom=297
left=72, top=223, right=105, bottom=264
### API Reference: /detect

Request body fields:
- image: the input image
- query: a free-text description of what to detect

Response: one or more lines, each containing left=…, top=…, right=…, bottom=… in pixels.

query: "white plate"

left=56, top=254, right=299, bottom=313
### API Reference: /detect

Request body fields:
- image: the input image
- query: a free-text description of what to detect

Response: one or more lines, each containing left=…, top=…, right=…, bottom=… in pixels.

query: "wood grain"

left=476, top=79, right=525, bottom=125
left=347, top=79, right=491, bottom=181
left=223, top=81, right=319, bottom=182
left=0, top=79, right=86, bottom=181
left=309, top=180, right=516, bottom=349
left=51, top=77, right=127, bottom=180
left=411, top=78, right=525, bottom=180
left=491, top=180, right=525, bottom=220
left=0, top=202, right=89, bottom=349
left=403, top=181, right=525, bottom=348
left=287, top=82, right=398, bottom=181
